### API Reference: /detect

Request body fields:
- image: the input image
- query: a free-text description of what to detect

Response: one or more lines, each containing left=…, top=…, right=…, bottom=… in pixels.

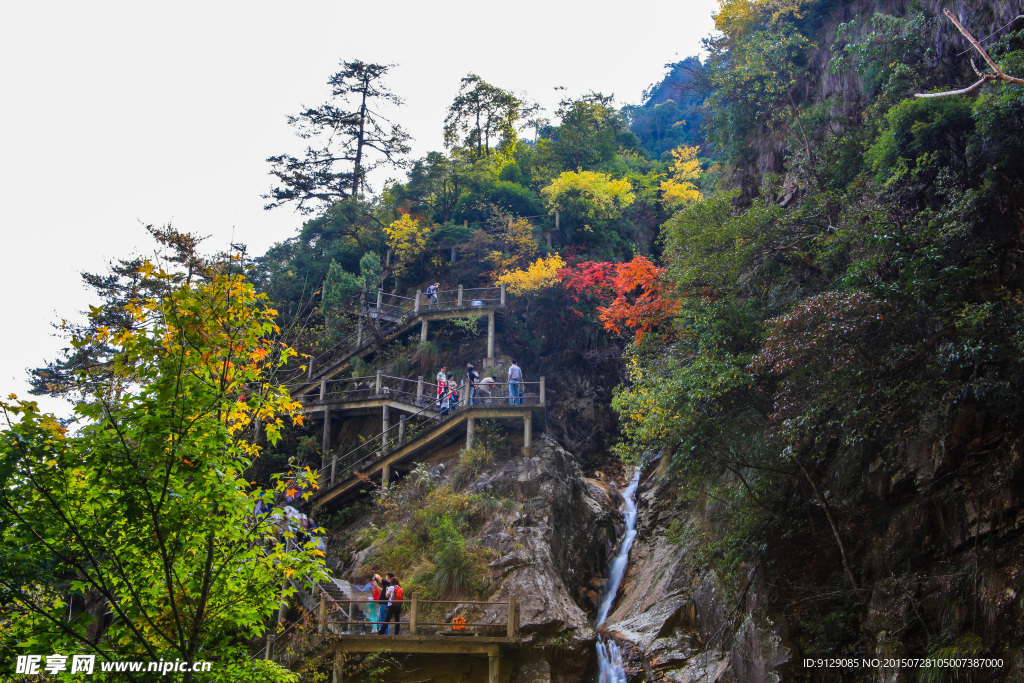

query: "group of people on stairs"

left=434, top=359, right=526, bottom=411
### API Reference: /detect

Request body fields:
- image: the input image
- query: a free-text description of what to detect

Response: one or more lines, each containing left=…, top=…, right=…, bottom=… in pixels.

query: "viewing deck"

left=265, top=591, right=520, bottom=682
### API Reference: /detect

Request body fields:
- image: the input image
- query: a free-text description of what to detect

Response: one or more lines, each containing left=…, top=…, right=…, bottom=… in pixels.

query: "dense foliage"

left=3, top=255, right=325, bottom=681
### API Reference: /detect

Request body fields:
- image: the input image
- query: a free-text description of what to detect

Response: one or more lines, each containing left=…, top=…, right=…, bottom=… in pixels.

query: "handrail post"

left=507, top=594, right=518, bottom=639
left=356, top=318, right=363, bottom=347
left=382, top=406, right=390, bottom=453
left=318, top=591, right=327, bottom=635
left=376, top=289, right=383, bottom=310
left=320, top=378, right=326, bottom=401
left=500, top=282, right=506, bottom=306
left=322, top=409, right=332, bottom=484
left=399, top=414, right=406, bottom=445
left=457, top=284, right=464, bottom=307
left=409, top=593, right=419, bottom=635
left=416, top=375, right=424, bottom=404
left=308, top=358, right=314, bottom=380
left=375, top=370, right=382, bottom=395
left=414, top=290, right=421, bottom=314
left=487, top=312, right=495, bottom=362
left=539, top=376, right=546, bottom=405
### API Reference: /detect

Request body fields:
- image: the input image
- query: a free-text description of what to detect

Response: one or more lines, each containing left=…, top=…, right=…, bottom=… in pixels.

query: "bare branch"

left=916, top=9, right=1024, bottom=98
left=916, top=74, right=995, bottom=98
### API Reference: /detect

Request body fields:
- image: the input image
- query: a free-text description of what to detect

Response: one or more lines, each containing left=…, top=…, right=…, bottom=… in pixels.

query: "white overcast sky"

left=0, top=0, right=718, bottom=416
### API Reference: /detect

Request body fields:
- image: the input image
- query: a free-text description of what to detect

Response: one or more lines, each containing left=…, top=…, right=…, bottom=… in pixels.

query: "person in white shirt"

left=435, top=366, right=447, bottom=407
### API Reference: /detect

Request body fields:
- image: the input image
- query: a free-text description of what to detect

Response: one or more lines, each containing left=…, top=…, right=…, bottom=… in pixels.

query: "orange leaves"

left=558, top=256, right=679, bottom=342
left=599, top=257, right=680, bottom=342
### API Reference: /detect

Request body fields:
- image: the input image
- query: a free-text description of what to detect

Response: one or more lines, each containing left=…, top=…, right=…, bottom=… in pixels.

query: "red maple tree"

left=557, top=255, right=678, bottom=341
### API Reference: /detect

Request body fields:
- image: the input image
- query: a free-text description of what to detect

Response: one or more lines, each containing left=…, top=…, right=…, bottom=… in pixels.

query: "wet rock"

left=598, top=460, right=789, bottom=683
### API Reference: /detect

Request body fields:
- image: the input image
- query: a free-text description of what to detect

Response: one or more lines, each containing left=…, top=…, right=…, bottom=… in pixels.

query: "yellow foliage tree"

left=659, top=145, right=704, bottom=210
left=541, top=170, right=635, bottom=229
left=496, top=253, right=566, bottom=295
left=714, top=0, right=810, bottom=38
left=488, top=216, right=540, bottom=277
left=384, top=213, right=434, bottom=272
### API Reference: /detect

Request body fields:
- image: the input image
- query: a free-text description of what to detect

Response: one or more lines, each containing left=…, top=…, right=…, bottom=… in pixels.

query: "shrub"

left=412, top=340, right=439, bottom=370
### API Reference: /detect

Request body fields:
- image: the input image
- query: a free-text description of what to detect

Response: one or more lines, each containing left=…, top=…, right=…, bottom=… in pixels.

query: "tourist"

left=449, top=378, right=460, bottom=410
left=466, top=363, right=479, bottom=405
left=382, top=576, right=404, bottom=635
left=426, top=281, right=439, bottom=309
left=368, top=573, right=383, bottom=629
left=375, top=573, right=390, bottom=629
left=440, top=381, right=452, bottom=416
left=479, top=374, right=496, bottom=405
left=508, top=359, right=523, bottom=404
left=435, top=366, right=447, bottom=407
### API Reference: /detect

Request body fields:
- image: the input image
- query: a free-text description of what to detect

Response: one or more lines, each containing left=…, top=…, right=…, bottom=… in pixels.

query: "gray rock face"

left=600, top=458, right=789, bottom=683
left=471, top=437, right=616, bottom=653
left=334, top=435, right=618, bottom=681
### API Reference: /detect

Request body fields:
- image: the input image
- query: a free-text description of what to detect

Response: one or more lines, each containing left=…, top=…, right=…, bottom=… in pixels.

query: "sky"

left=0, top=0, right=719, bottom=417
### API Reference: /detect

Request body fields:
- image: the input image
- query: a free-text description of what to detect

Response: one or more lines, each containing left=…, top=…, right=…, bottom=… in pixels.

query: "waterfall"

left=595, top=469, right=641, bottom=683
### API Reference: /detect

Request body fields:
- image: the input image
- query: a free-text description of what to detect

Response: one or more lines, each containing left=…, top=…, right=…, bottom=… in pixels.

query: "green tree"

left=266, top=60, right=412, bottom=212
left=542, top=93, right=640, bottom=171
left=1, top=262, right=325, bottom=682
left=444, top=74, right=528, bottom=159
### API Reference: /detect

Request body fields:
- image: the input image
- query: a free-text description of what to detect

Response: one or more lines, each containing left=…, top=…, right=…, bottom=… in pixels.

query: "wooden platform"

left=327, top=634, right=516, bottom=655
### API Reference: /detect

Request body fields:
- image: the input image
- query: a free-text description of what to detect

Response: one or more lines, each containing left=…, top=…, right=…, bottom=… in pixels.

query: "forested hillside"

left=6, top=0, right=1024, bottom=681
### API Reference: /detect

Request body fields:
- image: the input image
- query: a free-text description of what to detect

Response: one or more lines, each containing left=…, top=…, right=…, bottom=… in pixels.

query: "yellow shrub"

left=659, top=145, right=704, bottom=210
left=496, top=254, right=566, bottom=295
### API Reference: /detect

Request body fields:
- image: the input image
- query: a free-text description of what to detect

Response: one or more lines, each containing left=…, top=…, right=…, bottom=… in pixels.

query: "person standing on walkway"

left=466, top=364, right=479, bottom=405
left=381, top=576, right=404, bottom=635
left=435, top=366, right=447, bottom=407
left=440, top=380, right=453, bottom=416
left=368, top=573, right=383, bottom=630
left=375, top=574, right=390, bottom=630
left=508, top=360, right=523, bottom=404
left=479, top=374, right=496, bottom=405
left=448, top=378, right=460, bottom=411
left=427, top=282, right=439, bottom=309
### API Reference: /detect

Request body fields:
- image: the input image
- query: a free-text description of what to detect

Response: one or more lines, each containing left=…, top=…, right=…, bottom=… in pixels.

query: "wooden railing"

left=279, top=284, right=506, bottom=387
left=318, top=595, right=519, bottom=638
left=313, top=380, right=545, bottom=489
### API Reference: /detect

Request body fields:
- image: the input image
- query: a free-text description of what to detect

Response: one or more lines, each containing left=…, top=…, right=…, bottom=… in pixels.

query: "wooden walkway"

left=266, top=592, right=520, bottom=683
left=311, top=401, right=545, bottom=508
left=286, top=285, right=506, bottom=399
left=291, top=372, right=546, bottom=508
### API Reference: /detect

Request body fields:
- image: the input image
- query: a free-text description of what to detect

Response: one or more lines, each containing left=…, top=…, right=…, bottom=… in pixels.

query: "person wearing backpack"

left=426, top=282, right=439, bottom=309
left=479, top=374, right=496, bottom=405
left=381, top=576, right=404, bottom=635
left=449, top=378, right=460, bottom=410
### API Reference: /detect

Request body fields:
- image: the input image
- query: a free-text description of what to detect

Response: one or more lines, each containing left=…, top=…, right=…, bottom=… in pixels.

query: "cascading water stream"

left=595, top=469, right=642, bottom=683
